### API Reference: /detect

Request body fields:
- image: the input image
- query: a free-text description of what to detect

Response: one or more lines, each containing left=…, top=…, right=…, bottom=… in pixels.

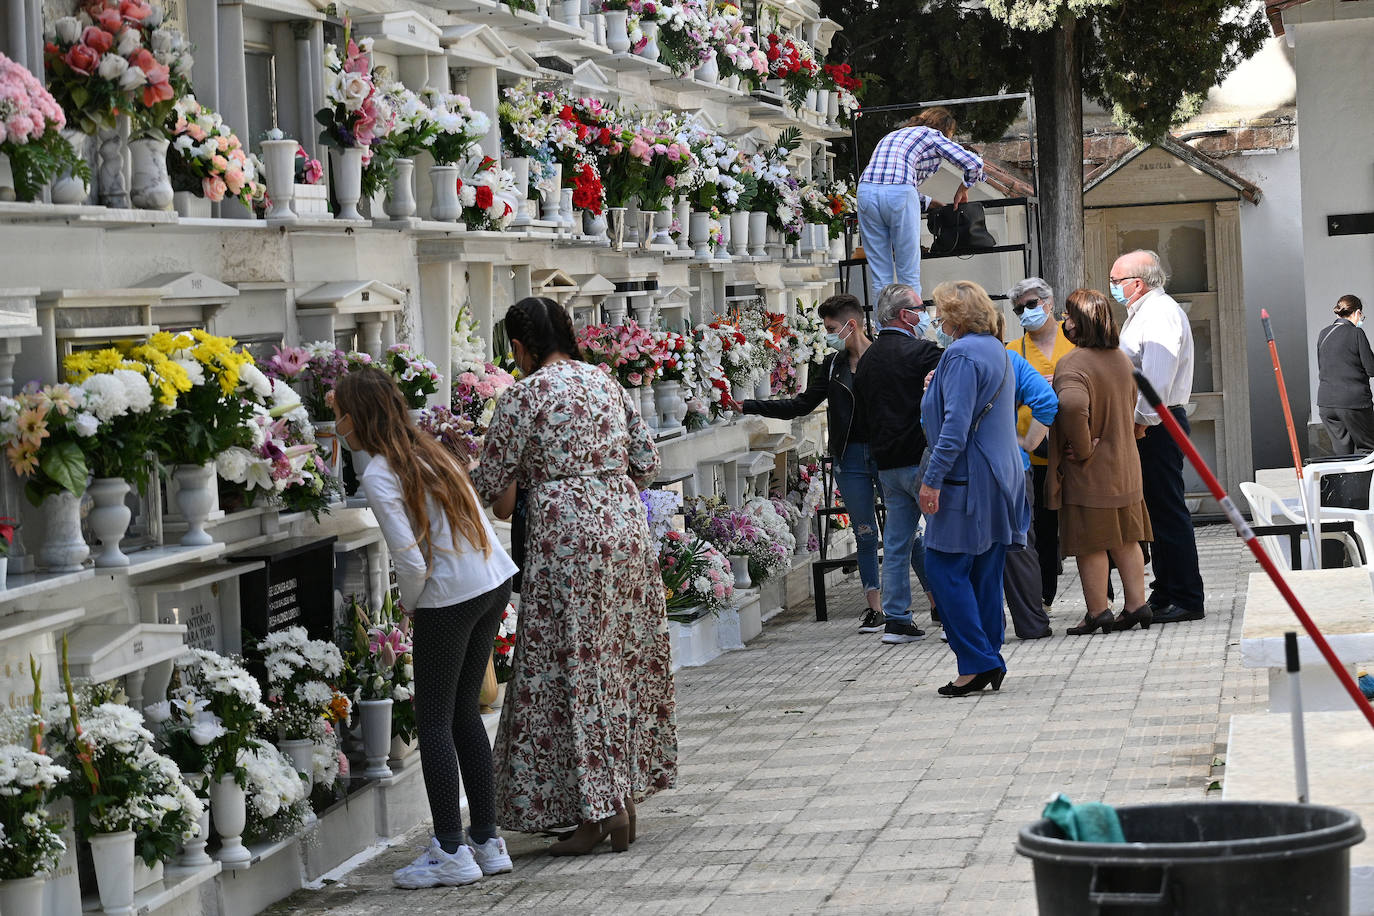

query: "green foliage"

left=3, top=128, right=91, bottom=203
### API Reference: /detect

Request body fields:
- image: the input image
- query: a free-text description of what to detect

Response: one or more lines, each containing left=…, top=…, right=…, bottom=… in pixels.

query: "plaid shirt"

left=859, top=127, right=985, bottom=210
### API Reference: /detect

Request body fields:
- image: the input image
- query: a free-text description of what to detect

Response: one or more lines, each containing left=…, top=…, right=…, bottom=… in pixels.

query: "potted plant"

left=424, top=89, right=491, bottom=222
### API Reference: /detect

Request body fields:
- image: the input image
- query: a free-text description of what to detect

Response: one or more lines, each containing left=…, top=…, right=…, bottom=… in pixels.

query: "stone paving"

left=269, top=525, right=1271, bottom=915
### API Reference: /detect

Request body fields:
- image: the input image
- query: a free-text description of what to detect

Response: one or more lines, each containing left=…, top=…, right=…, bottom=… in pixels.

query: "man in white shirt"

left=1113, top=249, right=1204, bottom=624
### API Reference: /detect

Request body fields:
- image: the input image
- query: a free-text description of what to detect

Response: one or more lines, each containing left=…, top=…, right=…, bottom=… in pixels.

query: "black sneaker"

left=858, top=609, right=884, bottom=633
left=881, top=621, right=926, bottom=644
left=930, top=607, right=941, bottom=624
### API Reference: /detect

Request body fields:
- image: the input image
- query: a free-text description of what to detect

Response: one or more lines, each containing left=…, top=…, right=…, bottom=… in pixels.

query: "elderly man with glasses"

left=1112, top=249, right=1204, bottom=625
left=1005, top=278, right=1075, bottom=614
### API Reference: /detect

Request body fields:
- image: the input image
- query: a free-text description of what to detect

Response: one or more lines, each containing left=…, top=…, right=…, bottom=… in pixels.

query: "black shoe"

left=930, top=607, right=941, bottom=624
left=857, top=609, right=884, bottom=633
left=881, top=621, right=926, bottom=644
left=1067, top=609, right=1115, bottom=635
left=1018, top=629, right=1053, bottom=640
left=1113, top=605, right=1153, bottom=631
left=1152, top=604, right=1204, bottom=625
left=937, top=668, right=1000, bottom=697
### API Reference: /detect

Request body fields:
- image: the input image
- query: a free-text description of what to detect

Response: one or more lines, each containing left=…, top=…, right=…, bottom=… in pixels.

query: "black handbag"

left=926, top=202, right=997, bottom=255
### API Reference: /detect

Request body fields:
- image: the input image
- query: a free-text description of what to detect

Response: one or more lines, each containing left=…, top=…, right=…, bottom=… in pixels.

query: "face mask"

left=936, top=326, right=954, bottom=349
left=824, top=322, right=851, bottom=351
left=1063, top=322, right=1078, bottom=345
left=1019, top=305, right=1048, bottom=331
left=1109, top=283, right=1129, bottom=305
left=1359, top=316, right=1366, bottom=329
left=911, top=310, right=932, bottom=335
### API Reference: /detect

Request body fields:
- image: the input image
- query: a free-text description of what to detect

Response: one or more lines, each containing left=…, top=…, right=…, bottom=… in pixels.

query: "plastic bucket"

left=1016, top=801, right=1364, bottom=915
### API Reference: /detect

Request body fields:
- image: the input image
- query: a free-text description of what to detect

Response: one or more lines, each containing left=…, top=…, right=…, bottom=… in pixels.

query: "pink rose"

left=211, top=154, right=229, bottom=171
left=202, top=175, right=227, bottom=201
left=96, top=8, right=122, bottom=31
left=458, top=372, right=478, bottom=387
left=187, top=124, right=206, bottom=141
left=81, top=26, right=113, bottom=54
left=627, top=372, right=642, bottom=386
left=224, top=168, right=245, bottom=194
left=63, top=43, right=99, bottom=74
left=216, top=135, right=230, bottom=151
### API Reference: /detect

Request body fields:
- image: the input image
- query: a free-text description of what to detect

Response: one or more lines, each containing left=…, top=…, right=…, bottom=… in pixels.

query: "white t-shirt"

left=361, top=454, right=518, bottom=610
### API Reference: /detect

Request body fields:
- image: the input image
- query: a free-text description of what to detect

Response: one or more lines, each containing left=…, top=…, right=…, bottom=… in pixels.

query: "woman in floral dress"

left=472, top=297, right=677, bottom=855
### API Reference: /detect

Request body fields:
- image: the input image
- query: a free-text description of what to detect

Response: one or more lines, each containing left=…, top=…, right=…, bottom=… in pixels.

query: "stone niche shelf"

left=79, top=860, right=221, bottom=916
left=0, top=570, right=94, bottom=609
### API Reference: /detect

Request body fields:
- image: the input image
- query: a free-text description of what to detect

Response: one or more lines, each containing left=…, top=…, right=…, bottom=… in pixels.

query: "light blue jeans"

left=857, top=182, right=923, bottom=300
left=877, top=464, right=932, bottom=625
left=833, top=442, right=882, bottom=593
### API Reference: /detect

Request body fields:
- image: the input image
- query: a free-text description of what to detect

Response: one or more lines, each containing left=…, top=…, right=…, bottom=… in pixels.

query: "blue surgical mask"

left=936, top=326, right=953, bottom=349
left=913, top=310, right=932, bottom=335
left=824, top=332, right=845, bottom=351
left=1019, top=305, right=1048, bottom=331
left=1109, top=283, right=1128, bottom=305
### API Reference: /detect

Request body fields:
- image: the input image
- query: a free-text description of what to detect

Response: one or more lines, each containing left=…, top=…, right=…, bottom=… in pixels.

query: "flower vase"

left=831, top=235, right=845, bottom=260
left=815, top=88, right=830, bottom=116
left=129, top=136, right=174, bottom=210
left=314, top=420, right=344, bottom=482
left=261, top=138, right=298, bottom=224
left=606, top=206, right=627, bottom=250
left=89, top=830, right=136, bottom=916
left=639, top=20, right=660, bottom=62
left=209, top=773, right=251, bottom=865
left=0, top=876, right=47, bottom=916
left=559, top=187, right=575, bottom=231
left=177, top=775, right=212, bottom=867
left=729, top=211, right=750, bottom=257
left=649, top=207, right=671, bottom=248
left=654, top=380, right=684, bottom=432
left=695, top=50, right=718, bottom=83
left=51, top=128, right=92, bottom=204
left=674, top=198, right=690, bottom=251
left=805, top=88, right=818, bottom=112
left=625, top=199, right=642, bottom=245
left=558, top=0, right=581, bottom=27
left=506, top=157, right=531, bottom=227
left=715, top=216, right=732, bottom=261
left=730, top=379, right=750, bottom=405
left=384, top=158, right=417, bottom=219
left=173, top=191, right=211, bottom=218
left=765, top=77, right=785, bottom=97
left=278, top=737, right=318, bottom=823
left=89, top=477, right=132, bottom=567
left=38, top=490, right=88, bottom=572
left=688, top=211, right=711, bottom=260
left=590, top=11, right=607, bottom=45
left=540, top=164, right=562, bottom=222
left=793, top=514, right=811, bottom=554
left=748, top=210, right=768, bottom=257
left=584, top=209, right=608, bottom=240
left=796, top=361, right=809, bottom=390
left=173, top=462, right=217, bottom=547
left=429, top=164, right=460, bottom=222
left=729, top=555, right=751, bottom=589
left=0, top=556, right=9, bottom=589
left=97, top=118, right=130, bottom=208
left=359, top=698, right=394, bottom=779
left=754, top=371, right=771, bottom=399
left=479, top=655, right=498, bottom=710
left=389, top=735, right=418, bottom=766
left=827, top=92, right=840, bottom=124
left=332, top=147, right=365, bottom=221
left=724, top=74, right=741, bottom=92
left=638, top=385, right=659, bottom=434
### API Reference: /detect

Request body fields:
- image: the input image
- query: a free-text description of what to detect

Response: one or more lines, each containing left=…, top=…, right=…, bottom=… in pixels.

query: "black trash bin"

left=1016, top=801, right=1364, bottom=915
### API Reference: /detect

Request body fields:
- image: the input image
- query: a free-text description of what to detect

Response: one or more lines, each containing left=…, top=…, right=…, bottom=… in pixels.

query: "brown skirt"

left=1059, top=499, right=1153, bottom=557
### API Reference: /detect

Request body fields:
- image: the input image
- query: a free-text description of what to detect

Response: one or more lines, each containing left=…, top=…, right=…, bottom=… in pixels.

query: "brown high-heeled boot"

left=546, top=810, right=630, bottom=856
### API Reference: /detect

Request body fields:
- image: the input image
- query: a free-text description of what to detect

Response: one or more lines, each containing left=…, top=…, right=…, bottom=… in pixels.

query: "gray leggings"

left=412, top=579, right=512, bottom=847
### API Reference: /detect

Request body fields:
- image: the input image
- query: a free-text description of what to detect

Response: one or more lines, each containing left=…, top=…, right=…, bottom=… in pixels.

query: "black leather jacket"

left=741, top=351, right=859, bottom=457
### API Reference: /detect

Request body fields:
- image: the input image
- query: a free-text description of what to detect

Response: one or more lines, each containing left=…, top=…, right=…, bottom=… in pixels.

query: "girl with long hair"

left=333, top=367, right=518, bottom=888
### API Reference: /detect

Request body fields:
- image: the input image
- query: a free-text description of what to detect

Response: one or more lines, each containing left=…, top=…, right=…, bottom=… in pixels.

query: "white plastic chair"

left=1300, top=454, right=1374, bottom=567
left=1240, top=481, right=1364, bottom=570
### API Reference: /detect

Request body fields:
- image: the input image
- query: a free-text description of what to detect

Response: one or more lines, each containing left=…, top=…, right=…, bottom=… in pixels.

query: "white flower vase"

left=261, top=138, right=298, bottom=224
left=828, top=91, right=840, bottom=124
left=0, top=876, right=47, bottom=916
left=688, top=211, right=711, bottom=260
left=675, top=198, right=691, bottom=251
left=748, top=210, right=768, bottom=257
left=359, top=698, right=394, bottom=779
left=724, top=74, right=741, bottom=92
left=796, top=362, right=810, bottom=390
left=429, top=164, right=461, bottom=222
left=38, top=490, right=89, bottom=572
left=313, top=420, right=344, bottom=482
left=384, top=158, right=417, bottom=219
left=332, top=147, right=365, bottom=221
left=97, top=117, right=130, bottom=208
left=729, top=554, right=751, bottom=589
left=729, top=211, right=750, bottom=257
left=173, top=191, right=211, bottom=218
left=805, top=88, right=818, bottom=111
left=559, top=187, right=575, bottom=231
left=765, top=77, right=784, bottom=96
left=605, top=11, right=631, bottom=51
left=651, top=206, right=672, bottom=248
left=605, top=207, right=627, bottom=249
left=278, top=738, right=318, bottom=824
left=590, top=11, right=607, bottom=45
left=558, top=0, right=581, bottom=27
left=815, top=88, right=830, bottom=116
left=695, top=49, right=719, bottom=83
left=831, top=235, right=846, bottom=260
left=730, top=379, right=750, bottom=405
left=799, top=223, right=816, bottom=254
left=129, top=136, right=174, bottom=210
left=89, top=477, right=132, bottom=568
left=625, top=199, right=642, bottom=245
left=540, top=164, right=562, bottom=222
left=173, top=462, right=217, bottom=547
left=506, top=157, right=531, bottom=227
left=639, top=20, right=660, bottom=62
left=793, top=515, right=811, bottom=554
left=654, top=380, right=684, bottom=432
left=209, top=773, right=251, bottom=866
left=177, top=776, right=212, bottom=867
left=604, top=298, right=627, bottom=326
left=584, top=209, right=608, bottom=239
left=715, top=217, right=732, bottom=261
left=51, top=128, right=92, bottom=204
left=638, top=385, right=659, bottom=434
left=89, top=830, right=136, bottom=916
left=389, top=734, right=418, bottom=766
left=754, top=371, right=771, bottom=399
left=0, top=556, right=9, bottom=589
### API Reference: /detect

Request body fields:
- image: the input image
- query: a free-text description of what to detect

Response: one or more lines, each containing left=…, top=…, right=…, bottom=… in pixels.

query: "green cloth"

left=1043, top=793, right=1126, bottom=843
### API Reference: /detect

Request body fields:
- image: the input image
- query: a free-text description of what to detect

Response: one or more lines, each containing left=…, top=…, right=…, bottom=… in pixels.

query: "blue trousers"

left=857, top=182, right=923, bottom=300
left=833, top=442, right=882, bottom=592
left=927, top=544, right=1008, bottom=675
left=877, top=464, right=932, bottom=625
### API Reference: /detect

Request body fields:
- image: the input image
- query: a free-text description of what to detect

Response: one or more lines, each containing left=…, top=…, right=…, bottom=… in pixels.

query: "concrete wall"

left=1291, top=11, right=1374, bottom=443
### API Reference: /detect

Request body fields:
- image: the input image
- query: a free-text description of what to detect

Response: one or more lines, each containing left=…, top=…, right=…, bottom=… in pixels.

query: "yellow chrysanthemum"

left=6, top=441, right=37, bottom=477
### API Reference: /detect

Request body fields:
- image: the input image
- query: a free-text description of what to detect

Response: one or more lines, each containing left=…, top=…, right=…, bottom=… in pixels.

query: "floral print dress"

left=472, top=359, right=677, bottom=831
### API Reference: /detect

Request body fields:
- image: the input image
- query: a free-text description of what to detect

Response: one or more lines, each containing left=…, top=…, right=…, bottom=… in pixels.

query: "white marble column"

left=467, top=66, right=500, bottom=161
left=417, top=260, right=453, bottom=407
left=359, top=318, right=383, bottom=359
left=294, top=20, right=323, bottom=162
left=216, top=0, right=253, bottom=218
left=189, top=0, right=220, bottom=109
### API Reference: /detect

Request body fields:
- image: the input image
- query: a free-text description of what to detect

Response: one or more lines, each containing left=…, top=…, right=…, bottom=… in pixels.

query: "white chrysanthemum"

left=239, top=363, right=273, bottom=398
left=215, top=446, right=252, bottom=483
left=80, top=373, right=129, bottom=421
left=113, top=368, right=154, bottom=413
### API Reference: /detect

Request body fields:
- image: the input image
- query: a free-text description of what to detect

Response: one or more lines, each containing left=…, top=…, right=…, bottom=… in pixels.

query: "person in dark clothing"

left=1316, top=294, right=1374, bottom=454
left=853, top=284, right=944, bottom=644
left=738, top=294, right=884, bottom=629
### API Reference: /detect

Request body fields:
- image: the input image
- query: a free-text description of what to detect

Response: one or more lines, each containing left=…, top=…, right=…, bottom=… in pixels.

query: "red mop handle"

left=1135, top=371, right=1374, bottom=730
left=1261, top=309, right=1305, bottom=481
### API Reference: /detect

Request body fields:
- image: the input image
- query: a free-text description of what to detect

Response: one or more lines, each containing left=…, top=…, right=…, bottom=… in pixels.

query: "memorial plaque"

left=0, top=633, right=55, bottom=715
left=333, top=544, right=375, bottom=650
left=234, top=536, right=338, bottom=644
left=157, top=583, right=223, bottom=653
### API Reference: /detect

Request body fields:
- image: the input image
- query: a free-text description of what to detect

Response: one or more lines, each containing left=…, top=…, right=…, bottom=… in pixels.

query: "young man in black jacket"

left=739, top=294, right=887, bottom=629
left=853, top=283, right=944, bottom=643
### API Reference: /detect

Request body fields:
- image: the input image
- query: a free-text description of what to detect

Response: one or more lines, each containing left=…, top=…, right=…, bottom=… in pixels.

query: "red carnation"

left=475, top=185, right=494, bottom=209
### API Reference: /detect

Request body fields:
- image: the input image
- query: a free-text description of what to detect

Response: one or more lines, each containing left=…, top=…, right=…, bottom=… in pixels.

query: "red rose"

left=598, top=127, right=613, bottom=146
left=64, top=43, right=99, bottom=74
left=475, top=185, right=493, bottom=209
left=96, top=8, right=122, bottom=31
left=558, top=104, right=576, bottom=122
left=81, top=26, right=113, bottom=54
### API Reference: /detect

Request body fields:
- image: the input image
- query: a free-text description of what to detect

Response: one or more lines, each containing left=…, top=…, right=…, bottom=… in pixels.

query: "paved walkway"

left=270, top=525, right=1270, bottom=915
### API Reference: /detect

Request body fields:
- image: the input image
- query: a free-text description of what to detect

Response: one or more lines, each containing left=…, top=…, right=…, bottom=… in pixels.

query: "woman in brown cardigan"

left=1047, top=288, right=1154, bottom=634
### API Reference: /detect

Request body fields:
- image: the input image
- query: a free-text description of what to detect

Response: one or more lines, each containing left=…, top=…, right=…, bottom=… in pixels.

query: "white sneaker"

left=393, top=838, right=482, bottom=889
left=469, top=835, right=513, bottom=875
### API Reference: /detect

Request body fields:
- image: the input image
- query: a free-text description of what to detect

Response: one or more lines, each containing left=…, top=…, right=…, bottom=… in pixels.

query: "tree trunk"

left=1030, top=14, right=1084, bottom=306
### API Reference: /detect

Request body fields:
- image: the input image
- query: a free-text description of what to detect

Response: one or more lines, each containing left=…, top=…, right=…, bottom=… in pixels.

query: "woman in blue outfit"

left=920, top=281, right=1030, bottom=696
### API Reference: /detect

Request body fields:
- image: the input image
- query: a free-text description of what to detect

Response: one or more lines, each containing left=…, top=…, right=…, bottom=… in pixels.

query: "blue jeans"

left=833, top=443, right=882, bottom=593
left=877, top=465, right=932, bottom=625
left=857, top=182, right=923, bottom=300
left=927, top=544, right=1009, bottom=675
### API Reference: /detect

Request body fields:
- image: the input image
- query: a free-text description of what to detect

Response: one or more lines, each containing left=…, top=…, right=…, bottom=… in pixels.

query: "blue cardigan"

left=1011, top=350, right=1059, bottom=471
left=920, top=332, right=1031, bottom=555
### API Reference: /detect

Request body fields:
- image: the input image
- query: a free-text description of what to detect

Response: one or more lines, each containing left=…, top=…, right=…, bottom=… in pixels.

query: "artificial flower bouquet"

left=749, top=127, right=803, bottom=238
left=166, top=95, right=266, bottom=206
left=652, top=329, right=695, bottom=384
left=686, top=495, right=794, bottom=583
left=0, top=52, right=88, bottom=201
left=345, top=594, right=415, bottom=708
left=0, top=673, right=68, bottom=882
left=361, top=80, right=436, bottom=198
left=764, top=32, right=819, bottom=109
left=823, top=63, right=864, bottom=125
left=417, top=405, right=481, bottom=463
left=497, top=82, right=554, bottom=160
left=577, top=320, right=661, bottom=388
left=237, top=738, right=310, bottom=843
left=295, top=144, right=324, bottom=184
left=596, top=0, right=662, bottom=17
left=641, top=487, right=682, bottom=542
left=570, top=162, right=606, bottom=215
left=824, top=179, right=856, bottom=239
left=655, top=0, right=711, bottom=75
left=658, top=527, right=734, bottom=619
left=683, top=131, right=747, bottom=214
left=451, top=360, right=516, bottom=435
left=683, top=393, right=711, bottom=430
left=742, top=495, right=796, bottom=581
left=457, top=155, right=519, bottom=230
left=426, top=89, right=491, bottom=166
left=789, top=300, right=827, bottom=366
left=709, top=3, right=769, bottom=87
left=257, top=626, right=352, bottom=743
left=0, top=383, right=103, bottom=505
left=384, top=343, right=443, bottom=410
left=261, top=340, right=354, bottom=420
left=693, top=320, right=754, bottom=391
left=62, top=349, right=174, bottom=483
left=625, top=120, right=695, bottom=213
left=217, top=398, right=342, bottom=520
left=493, top=601, right=517, bottom=683
left=152, top=648, right=269, bottom=788
left=316, top=24, right=389, bottom=165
